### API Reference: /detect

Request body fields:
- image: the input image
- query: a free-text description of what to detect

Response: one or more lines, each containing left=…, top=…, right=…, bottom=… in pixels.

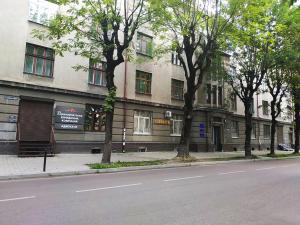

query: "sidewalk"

left=0, top=150, right=291, bottom=180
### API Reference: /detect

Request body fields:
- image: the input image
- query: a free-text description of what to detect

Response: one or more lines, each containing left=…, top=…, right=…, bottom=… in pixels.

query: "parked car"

left=278, top=144, right=294, bottom=151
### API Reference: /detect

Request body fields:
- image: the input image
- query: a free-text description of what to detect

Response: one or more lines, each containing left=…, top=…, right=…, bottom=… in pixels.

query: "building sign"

left=199, top=122, right=206, bottom=138
left=153, top=119, right=170, bottom=125
left=55, top=106, right=85, bottom=130
left=8, top=115, right=17, bottom=123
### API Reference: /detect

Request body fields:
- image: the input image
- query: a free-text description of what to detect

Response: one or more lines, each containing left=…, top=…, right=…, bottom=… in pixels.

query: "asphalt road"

left=1, top=158, right=300, bottom=225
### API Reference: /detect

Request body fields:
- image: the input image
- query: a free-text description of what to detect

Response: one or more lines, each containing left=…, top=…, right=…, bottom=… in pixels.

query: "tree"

left=34, top=0, right=150, bottom=163
left=265, top=70, right=288, bottom=156
left=280, top=3, right=300, bottom=153
left=227, top=0, right=278, bottom=158
left=151, top=0, right=239, bottom=159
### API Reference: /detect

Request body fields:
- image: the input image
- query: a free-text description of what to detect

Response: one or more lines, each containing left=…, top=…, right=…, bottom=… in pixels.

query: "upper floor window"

left=29, top=0, right=58, bottom=25
left=251, top=123, right=256, bottom=139
left=262, top=101, right=269, bottom=115
left=88, top=61, right=107, bottom=86
left=231, top=120, right=239, bottom=138
left=218, top=86, right=223, bottom=107
left=206, top=84, right=211, bottom=104
left=170, top=114, right=183, bottom=136
left=24, top=43, right=54, bottom=77
left=171, top=52, right=182, bottom=66
left=84, top=104, right=106, bottom=132
left=171, top=79, right=184, bottom=100
left=136, top=33, right=153, bottom=57
left=231, top=93, right=237, bottom=111
left=212, top=85, right=217, bottom=105
left=136, top=70, right=152, bottom=94
left=134, top=110, right=152, bottom=135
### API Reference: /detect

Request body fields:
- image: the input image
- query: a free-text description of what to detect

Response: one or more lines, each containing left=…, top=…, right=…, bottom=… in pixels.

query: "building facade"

left=0, top=0, right=294, bottom=154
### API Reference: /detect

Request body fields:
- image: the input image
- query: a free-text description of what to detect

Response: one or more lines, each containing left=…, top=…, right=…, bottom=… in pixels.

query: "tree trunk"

left=244, top=102, right=252, bottom=158
left=177, top=91, right=194, bottom=159
left=269, top=101, right=277, bottom=156
left=270, top=118, right=277, bottom=156
left=101, top=108, right=115, bottom=163
left=101, top=68, right=116, bottom=164
left=294, top=102, right=300, bottom=154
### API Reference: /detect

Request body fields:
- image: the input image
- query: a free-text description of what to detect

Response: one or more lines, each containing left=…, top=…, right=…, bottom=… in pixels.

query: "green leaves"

left=103, top=87, right=117, bottom=113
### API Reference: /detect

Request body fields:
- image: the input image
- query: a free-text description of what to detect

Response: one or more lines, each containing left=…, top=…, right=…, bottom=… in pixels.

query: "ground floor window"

left=263, top=124, right=270, bottom=139
left=134, top=110, right=152, bottom=134
left=231, top=120, right=239, bottom=138
left=84, top=104, right=106, bottom=132
left=170, top=114, right=183, bottom=136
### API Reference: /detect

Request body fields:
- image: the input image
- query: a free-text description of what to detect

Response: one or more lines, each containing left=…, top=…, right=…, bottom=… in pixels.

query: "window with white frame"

left=170, top=114, right=183, bottom=136
left=29, top=0, right=58, bottom=25
left=134, top=111, right=152, bottom=134
left=171, top=52, right=182, bottom=66
left=88, top=60, right=107, bottom=86
left=262, top=101, right=269, bottom=115
left=231, top=120, right=239, bottom=138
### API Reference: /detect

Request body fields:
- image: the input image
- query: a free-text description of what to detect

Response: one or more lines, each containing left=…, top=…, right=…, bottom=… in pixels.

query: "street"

left=1, top=158, right=300, bottom=225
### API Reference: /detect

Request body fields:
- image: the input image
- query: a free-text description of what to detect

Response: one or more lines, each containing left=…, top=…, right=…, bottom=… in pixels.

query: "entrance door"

left=213, top=126, right=222, bottom=151
left=277, top=126, right=284, bottom=144
left=19, top=100, right=53, bottom=141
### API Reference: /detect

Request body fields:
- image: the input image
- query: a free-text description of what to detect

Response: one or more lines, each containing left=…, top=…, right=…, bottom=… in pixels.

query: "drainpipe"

left=257, top=92, right=261, bottom=150
left=121, top=50, right=128, bottom=153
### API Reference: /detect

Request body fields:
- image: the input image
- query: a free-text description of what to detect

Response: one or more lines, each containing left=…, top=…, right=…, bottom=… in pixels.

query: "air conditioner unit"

left=165, top=111, right=172, bottom=118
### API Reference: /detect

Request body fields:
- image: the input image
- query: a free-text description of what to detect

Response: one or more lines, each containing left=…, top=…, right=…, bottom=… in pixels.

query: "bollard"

left=43, top=150, right=47, bottom=172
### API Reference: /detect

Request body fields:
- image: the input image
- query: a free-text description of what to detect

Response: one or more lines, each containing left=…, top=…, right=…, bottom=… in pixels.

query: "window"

left=136, top=71, right=152, bottom=94
left=29, top=0, right=58, bottom=25
left=218, top=86, right=223, bottom=107
left=134, top=111, right=152, bottom=134
left=262, top=101, right=269, bottom=115
left=212, top=85, right=217, bottom=105
left=206, top=84, right=212, bottom=104
left=250, top=98, right=255, bottom=114
left=264, top=124, right=270, bottom=139
left=171, top=79, right=184, bottom=100
left=231, top=93, right=237, bottom=111
left=136, top=33, right=153, bottom=57
left=171, top=52, right=182, bottom=66
left=24, top=43, right=54, bottom=77
left=88, top=60, right=107, bottom=86
left=84, top=105, right=106, bottom=132
left=252, top=123, right=256, bottom=139
left=170, top=114, right=183, bottom=136
left=231, top=121, right=239, bottom=138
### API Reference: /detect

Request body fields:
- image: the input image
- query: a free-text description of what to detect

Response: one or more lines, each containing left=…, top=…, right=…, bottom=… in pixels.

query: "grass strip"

left=265, top=153, right=300, bottom=158
left=88, top=160, right=167, bottom=169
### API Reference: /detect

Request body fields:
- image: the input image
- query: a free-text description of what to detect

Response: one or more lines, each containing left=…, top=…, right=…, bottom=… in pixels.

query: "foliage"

left=103, top=87, right=117, bottom=113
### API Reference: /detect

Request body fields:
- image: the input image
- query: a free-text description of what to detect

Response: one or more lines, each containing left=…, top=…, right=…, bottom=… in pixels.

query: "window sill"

left=23, top=72, right=54, bottom=79
left=232, top=136, right=239, bottom=139
left=171, top=97, right=184, bottom=101
left=133, top=132, right=151, bottom=136
left=84, top=131, right=106, bottom=133
left=135, top=92, right=152, bottom=96
left=88, top=83, right=106, bottom=88
left=136, top=52, right=153, bottom=58
left=170, top=134, right=181, bottom=137
left=28, top=20, right=49, bottom=27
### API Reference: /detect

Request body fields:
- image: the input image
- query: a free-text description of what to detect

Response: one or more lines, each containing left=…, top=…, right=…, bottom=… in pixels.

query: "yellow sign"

left=154, top=119, right=170, bottom=125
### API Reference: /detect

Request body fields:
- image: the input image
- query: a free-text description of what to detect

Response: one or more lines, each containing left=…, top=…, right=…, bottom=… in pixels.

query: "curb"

left=0, top=155, right=299, bottom=181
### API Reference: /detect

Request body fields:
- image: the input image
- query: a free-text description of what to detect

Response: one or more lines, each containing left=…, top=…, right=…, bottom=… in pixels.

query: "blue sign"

left=199, top=122, right=206, bottom=138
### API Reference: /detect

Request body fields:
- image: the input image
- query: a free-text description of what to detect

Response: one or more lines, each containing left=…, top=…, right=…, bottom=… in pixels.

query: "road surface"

left=1, top=158, right=300, bottom=225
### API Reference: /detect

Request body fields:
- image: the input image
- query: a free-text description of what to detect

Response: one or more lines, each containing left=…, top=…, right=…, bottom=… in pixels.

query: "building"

left=0, top=0, right=294, bottom=155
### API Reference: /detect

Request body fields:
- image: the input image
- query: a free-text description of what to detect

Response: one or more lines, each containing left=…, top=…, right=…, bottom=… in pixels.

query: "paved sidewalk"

left=0, top=150, right=284, bottom=178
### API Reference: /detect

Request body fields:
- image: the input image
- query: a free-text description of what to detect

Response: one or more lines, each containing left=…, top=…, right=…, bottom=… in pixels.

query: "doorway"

left=213, top=126, right=222, bottom=152
left=277, top=126, right=284, bottom=145
left=19, top=99, right=53, bottom=142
